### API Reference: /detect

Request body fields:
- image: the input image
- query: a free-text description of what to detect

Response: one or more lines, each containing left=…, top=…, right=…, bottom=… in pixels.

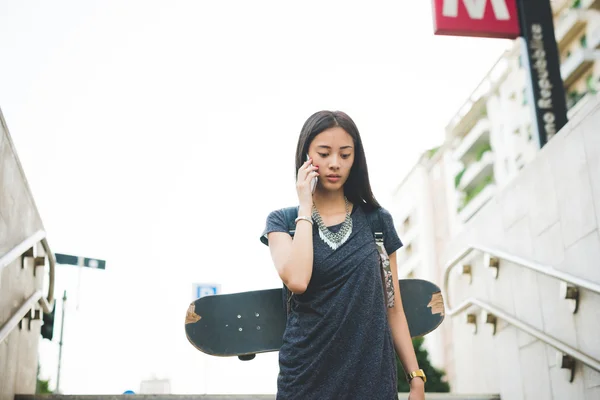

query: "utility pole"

left=56, top=290, right=67, bottom=393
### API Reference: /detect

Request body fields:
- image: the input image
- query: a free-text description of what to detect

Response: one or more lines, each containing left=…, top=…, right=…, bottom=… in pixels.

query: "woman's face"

left=307, top=126, right=355, bottom=192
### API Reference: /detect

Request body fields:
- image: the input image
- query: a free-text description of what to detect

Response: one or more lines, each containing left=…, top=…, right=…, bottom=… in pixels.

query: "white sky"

left=0, top=0, right=511, bottom=395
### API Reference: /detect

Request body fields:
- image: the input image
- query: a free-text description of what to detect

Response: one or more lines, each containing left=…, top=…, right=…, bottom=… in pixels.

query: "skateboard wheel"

left=238, top=354, right=256, bottom=361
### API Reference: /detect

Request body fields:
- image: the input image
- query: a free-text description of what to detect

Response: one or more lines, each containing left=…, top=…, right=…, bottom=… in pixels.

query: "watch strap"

left=407, top=369, right=426, bottom=383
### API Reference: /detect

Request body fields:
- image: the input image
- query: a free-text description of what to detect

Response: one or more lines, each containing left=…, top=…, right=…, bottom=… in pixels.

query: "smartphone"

left=306, top=154, right=317, bottom=193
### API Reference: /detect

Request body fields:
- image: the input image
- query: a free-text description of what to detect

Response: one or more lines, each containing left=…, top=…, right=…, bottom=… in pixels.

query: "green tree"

left=36, top=365, right=53, bottom=394
left=396, top=337, right=450, bottom=393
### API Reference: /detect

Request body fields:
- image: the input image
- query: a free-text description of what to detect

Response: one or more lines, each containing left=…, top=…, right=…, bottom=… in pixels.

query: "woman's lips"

left=326, top=175, right=341, bottom=183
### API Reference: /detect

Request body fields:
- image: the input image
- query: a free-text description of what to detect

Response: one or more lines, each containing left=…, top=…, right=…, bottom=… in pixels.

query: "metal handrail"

left=0, top=290, right=44, bottom=344
left=0, top=230, right=46, bottom=271
left=443, top=244, right=600, bottom=373
left=40, top=237, right=56, bottom=310
left=0, top=230, right=56, bottom=314
left=452, top=297, right=600, bottom=372
left=444, top=244, right=600, bottom=312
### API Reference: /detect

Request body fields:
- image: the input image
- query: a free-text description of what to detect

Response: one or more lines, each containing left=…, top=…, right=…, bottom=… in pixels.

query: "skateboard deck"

left=185, top=279, right=444, bottom=360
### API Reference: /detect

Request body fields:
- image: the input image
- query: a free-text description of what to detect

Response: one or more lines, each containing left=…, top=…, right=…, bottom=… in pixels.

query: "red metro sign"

left=432, top=0, right=521, bottom=39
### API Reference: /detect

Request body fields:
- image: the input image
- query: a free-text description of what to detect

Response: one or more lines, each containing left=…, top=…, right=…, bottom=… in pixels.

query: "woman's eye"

left=318, top=153, right=328, bottom=158
left=341, top=154, right=351, bottom=159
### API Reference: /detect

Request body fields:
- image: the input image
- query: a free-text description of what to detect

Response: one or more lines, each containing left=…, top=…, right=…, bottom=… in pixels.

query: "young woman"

left=261, top=111, right=425, bottom=400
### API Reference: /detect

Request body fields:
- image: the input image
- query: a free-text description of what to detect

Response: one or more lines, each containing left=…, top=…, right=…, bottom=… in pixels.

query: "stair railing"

left=0, top=230, right=56, bottom=343
left=443, top=244, right=600, bottom=375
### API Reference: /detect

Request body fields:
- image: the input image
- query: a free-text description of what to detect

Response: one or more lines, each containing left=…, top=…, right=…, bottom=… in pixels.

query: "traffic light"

left=41, top=303, right=56, bottom=340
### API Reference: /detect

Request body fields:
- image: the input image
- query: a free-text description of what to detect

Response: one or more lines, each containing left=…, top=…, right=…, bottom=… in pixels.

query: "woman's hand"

left=296, top=157, right=319, bottom=209
left=408, top=378, right=425, bottom=400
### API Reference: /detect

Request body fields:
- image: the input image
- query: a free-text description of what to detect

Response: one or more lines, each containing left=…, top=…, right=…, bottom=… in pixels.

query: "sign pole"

left=516, top=0, right=568, bottom=148
left=56, top=290, right=67, bottom=394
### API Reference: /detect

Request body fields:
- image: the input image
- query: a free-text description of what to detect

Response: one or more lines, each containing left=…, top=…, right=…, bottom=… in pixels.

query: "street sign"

left=55, top=253, right=106, bottom=270
left=432, top=0, right=521, bottom=38
left=192, top=283, right=220, bottom=300
left=516, top=0, right=568, bottom=147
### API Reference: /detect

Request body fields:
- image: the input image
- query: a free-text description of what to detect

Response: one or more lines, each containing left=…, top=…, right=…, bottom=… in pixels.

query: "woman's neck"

left=312, top=188, right=348, bottom=215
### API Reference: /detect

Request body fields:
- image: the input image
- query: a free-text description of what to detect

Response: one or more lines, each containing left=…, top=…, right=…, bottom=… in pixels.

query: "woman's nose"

left=329, top=155, right=340, bottom=170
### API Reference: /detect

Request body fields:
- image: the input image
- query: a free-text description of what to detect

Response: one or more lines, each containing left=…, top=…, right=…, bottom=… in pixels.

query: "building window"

left=432, top=164, right=441, bottom=180
left=515, top=154, right=523, bottom=170
left=580, top=34, right=587, bottom=49
left=567, top=90, right=583, bottom=109
left=572, top=0, right=582, bottom=9
left=527, top=124, right=533, bottom=141
left=522, top=88, right=528, bottom=105
left=586, top=75, right=596, bottom=93
left=565, top=50, right=572, bottom=62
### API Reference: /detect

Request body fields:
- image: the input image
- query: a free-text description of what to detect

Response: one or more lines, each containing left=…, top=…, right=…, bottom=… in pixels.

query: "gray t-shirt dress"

left=261, top=204, right=403, bottom=400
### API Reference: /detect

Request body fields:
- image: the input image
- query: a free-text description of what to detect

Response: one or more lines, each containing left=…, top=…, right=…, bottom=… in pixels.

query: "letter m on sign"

left=431, top=0, right=521, bottom=39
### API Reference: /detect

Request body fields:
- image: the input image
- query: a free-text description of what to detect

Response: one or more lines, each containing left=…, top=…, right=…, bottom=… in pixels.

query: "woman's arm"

left=267, top=205, right=314, bottom=294
left=267, top=158, right=318, bottom=295
left=387, top=251, right=425, bottom=397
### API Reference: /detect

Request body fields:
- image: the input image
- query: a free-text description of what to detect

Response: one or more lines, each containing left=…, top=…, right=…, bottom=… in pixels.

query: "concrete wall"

left=444, top=93, right=600, bottom=399
left=0, top=108, right=47, bottom=400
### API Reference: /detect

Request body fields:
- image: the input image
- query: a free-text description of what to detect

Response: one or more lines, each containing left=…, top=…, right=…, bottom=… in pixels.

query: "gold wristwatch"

left=407, top=369, right=426, bottom=383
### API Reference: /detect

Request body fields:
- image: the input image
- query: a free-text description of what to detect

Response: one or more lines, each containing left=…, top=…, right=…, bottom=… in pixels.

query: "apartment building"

left=554, top=0, right=600, bottom=114
left=390, top=146, right=453, bottom=370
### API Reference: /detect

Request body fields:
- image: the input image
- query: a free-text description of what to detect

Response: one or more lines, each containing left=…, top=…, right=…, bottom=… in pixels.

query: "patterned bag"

left=375, top=239, right=395, bottom=308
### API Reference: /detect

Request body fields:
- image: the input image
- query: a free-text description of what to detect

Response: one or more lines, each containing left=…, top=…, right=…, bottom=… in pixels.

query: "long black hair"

left=295, top=110, right=380, bottom=212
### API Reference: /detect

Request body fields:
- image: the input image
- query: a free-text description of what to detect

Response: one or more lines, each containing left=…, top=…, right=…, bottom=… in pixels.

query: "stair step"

left=15, top=394, right=501, bottom=400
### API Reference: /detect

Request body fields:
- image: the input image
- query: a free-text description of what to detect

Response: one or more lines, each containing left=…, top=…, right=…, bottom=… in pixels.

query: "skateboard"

left=185, top=279, right=444, bottom=360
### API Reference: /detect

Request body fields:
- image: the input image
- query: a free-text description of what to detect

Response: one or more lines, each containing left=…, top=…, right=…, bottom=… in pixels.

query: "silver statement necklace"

left=312, top=197, right=353, bottom=250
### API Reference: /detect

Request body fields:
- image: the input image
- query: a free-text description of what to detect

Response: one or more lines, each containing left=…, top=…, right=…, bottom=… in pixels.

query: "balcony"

left=561, top=48, right=600, bottom=86
left=458, top=151, right=495, bottom=192
left=552, top=0, right=571, bottom=15
left=457, top=182, right=497, bottom=223
left=582, top=0, right=600, bottom=10
left=555, top=9, right=587, bottom=48
left=567, top=91, right=593, bottom=118
left=452, top=118, right=492, bottom=165
left=445, top=50, right=512, bottom=141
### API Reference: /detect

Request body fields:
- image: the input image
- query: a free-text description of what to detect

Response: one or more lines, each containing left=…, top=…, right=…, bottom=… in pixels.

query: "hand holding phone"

left=307, top=154, right=317, bottom=193
left=297, top=154, right=318, bottom=208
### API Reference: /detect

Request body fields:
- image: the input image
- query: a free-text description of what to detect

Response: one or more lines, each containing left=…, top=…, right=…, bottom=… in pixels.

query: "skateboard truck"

left=238, top=354, right=256, bottom=361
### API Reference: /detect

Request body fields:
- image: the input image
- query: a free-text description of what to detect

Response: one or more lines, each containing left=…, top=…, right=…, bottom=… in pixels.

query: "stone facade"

left=444, top=94, right=600, bottom=399
left=0, top=108, right=47, bottom=400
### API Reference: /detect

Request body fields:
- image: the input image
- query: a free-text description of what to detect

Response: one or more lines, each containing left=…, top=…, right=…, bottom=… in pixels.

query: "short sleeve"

left=260, top=209, right=292, bottom=246
left=379, top=207, right=403, bottom=255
